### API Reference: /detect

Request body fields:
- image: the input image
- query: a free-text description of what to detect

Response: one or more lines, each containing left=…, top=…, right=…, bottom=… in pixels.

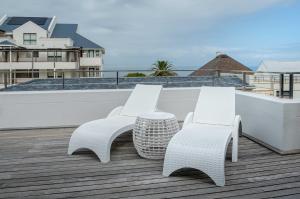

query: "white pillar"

left=53, top=68, right=56, bottom=79
left=9, top=69, right=12, bottom=85
left=9, top=47, right=12, bottom=85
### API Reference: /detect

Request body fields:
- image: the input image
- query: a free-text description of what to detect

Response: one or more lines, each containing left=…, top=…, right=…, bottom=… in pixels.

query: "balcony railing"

left=0, top=48, right=81, bottom=63
left=1, top=68, right=300, bottom=99
left=80, top=57, right=101, bottom=67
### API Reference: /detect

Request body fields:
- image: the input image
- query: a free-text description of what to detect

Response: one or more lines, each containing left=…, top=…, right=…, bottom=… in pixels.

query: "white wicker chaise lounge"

left=68, top=84, right=162, bottom=163
left=163, top=86, right=241, bottom=186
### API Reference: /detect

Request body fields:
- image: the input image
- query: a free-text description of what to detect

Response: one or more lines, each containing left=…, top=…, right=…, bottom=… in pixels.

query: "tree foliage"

left=151, top=60, right=177, bottom=76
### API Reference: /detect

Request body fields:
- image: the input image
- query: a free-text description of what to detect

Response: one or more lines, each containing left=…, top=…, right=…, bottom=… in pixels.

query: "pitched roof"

left=0, top=17, right=52, bottom=32
left=0, top=40, right=17, bottom=46
left=51, top=24, right=104, bottom=49
left=257, top=60, right=300, bottom=73
left=190, top=54, right=253, bottom=76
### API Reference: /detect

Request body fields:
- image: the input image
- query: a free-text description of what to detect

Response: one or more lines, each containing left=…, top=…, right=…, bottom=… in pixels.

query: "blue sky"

left=211, top=1, right=300, bottom=69
left=1, top=0, right=300, bottom=70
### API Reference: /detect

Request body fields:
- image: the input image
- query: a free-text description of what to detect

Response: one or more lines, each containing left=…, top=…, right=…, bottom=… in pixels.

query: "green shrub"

left=125, top=72, right=146, bottom=77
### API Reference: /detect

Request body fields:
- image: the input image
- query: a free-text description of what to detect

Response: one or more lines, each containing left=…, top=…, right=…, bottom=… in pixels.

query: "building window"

left=25, top=52, right=32, bottom=58
left=16, top=69, right=39, bottom=78
left=47, top=71, right=62, bottom=78
left=89, top=67, right=96, bottom=77
left=33, top=51, right=39, bottom=58
left=95, top=50, right=100, bottom=57
left=23, top=33, right=37, bottom=45
left=47, top=51, right=62, bottom=61
left=47, top=71, right=54, bottom=78
left=83, top=50, right=95, bottom=58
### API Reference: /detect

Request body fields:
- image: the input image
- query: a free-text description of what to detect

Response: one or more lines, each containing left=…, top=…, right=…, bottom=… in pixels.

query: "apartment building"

left=0, top=15, right=105, bottom=83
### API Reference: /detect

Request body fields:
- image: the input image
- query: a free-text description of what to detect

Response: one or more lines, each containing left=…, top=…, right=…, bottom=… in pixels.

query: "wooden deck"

left=0, top=128, right=300, bottom=199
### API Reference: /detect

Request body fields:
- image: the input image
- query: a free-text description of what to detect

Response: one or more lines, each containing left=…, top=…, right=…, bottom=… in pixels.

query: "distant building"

left=0, top=15, right=104, bottom=83
left=256, top=60, right=300, bottom=73
left=190, top=54, right=252, bottom=76
left=251, top=60, right=300, bottom=98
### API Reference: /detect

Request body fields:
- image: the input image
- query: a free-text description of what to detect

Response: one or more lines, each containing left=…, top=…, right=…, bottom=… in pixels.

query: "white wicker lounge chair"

left=68, top=84, right=162, bottom=163
left=163, top=86, right=241, bottom=186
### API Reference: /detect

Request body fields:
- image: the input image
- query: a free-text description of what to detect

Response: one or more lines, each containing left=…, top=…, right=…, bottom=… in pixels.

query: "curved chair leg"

left=68, top=144, right=110, bottom=163
left=162, top=163, right=181, bottom=177
left=163, top=141, right=228, bottom=186
left=163, top=163, right=225, bottom=186
left=94, top=143, right=111, bottom=163
left=68, top=136, right=112, bottom=163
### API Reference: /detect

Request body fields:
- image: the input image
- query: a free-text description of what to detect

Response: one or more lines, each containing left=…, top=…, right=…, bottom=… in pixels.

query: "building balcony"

left=0, top=61, right=78, bottom=70
left=80, top=57, right=102, bottom=67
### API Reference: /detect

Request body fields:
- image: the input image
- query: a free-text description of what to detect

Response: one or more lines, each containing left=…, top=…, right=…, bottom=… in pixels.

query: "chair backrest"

left=120, top=84, right=162, bottom=117
left=192, top=86, right=235, bottom=126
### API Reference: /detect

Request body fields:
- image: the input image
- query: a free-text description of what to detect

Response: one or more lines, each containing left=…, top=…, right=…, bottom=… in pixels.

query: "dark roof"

left=0, top=17, right=52, bottom=32
left=51, top=24, right=104, bottom=49
left=0, top=40, right=16, bottom=46
left=190, top=54, right=253, bottom=76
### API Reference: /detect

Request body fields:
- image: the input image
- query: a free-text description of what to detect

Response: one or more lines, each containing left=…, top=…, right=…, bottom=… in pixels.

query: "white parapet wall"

left=236, top=91, right=300, bottom=154
left=0, top=87, right=299, bottom=154
left=0, top=87, right=199, bottom=129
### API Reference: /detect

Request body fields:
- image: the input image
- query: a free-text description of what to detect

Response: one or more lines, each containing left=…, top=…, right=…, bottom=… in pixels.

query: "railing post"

left=279, top=73, right=284, bottom=98
left=116, top=71, right=119, bottom=86
left=62, top=72, right=65, bottom=89
left=216, top=70, right=220, bottom=78
left=4, top=72, right=7, bottom=89
left=166, top=74, right=169, bottom=87
left=242, top=72, right=246, bottom=85
left=212, top=75, right=215, bottom=87
left=289, top=74, right=294, bottom=99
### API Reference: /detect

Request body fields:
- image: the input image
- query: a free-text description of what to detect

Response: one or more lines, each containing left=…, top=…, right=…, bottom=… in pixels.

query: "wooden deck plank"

left=0, top=128, right=299, bottom=199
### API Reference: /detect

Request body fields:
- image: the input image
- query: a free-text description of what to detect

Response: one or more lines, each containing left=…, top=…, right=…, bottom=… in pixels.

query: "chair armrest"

left=233, top=115, right=241, bottom=139
left=107, top=106, right=124, bottom=118
left=232, top=115, right=241, bottom=162
left=182, top=112, right=194, bottom=129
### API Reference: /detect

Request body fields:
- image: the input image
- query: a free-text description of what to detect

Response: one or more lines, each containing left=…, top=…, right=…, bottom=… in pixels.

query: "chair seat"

left=170, top=124, right=232, bottom=149
left=68, top=116, right=136, bottom=162
left=76, top=116, right=136, bottom=139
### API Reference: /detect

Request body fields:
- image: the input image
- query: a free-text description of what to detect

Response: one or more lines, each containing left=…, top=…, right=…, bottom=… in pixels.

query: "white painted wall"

left=1, top=88, right=299, bottom=153
left=39, top=38, right=73, bottom=48
left=236, top=91, right=300, bottom=153
left=80, top=57, right=102, bottom=67
left=0, top=88, right=199, bottom=129
left=12, top=21, right=48, bottom=48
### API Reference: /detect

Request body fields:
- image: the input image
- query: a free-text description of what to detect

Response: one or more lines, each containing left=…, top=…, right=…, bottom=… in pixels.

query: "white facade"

left=13, top=21, right=48, bottom=48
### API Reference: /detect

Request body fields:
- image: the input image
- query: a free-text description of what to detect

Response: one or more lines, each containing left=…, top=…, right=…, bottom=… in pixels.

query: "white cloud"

left=0, top=0, right=294, bottom=69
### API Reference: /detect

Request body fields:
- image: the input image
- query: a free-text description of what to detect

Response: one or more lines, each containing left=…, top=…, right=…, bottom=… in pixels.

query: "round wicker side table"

left=133, top=112, right=179, bottom=159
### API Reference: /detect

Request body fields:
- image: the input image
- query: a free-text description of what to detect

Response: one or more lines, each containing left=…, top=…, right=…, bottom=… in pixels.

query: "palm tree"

left=151, top=60, right=177, bottom=76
